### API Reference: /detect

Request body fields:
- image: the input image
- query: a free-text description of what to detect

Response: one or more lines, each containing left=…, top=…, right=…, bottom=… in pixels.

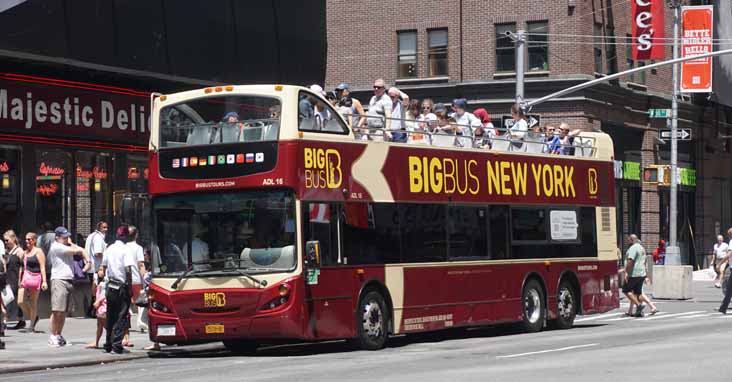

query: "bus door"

left=302, top=202, right=355, bottom=339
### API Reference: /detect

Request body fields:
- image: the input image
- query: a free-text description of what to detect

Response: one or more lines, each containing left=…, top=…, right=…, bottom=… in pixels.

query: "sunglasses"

left=373, top=86, right=384, bottom=90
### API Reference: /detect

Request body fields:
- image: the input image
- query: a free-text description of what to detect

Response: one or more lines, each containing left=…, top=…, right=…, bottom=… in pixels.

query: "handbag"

left=20, top=254, right=42, bottom=290
left=72, top=257, right=89, bottom=284
left=134, top=289, right=149, bottom=307
left=1, top=284, right=14, bottom=306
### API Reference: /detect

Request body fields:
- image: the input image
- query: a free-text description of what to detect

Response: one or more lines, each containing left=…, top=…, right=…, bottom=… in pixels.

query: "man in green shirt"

left=623, top=234, right=649, bottom=317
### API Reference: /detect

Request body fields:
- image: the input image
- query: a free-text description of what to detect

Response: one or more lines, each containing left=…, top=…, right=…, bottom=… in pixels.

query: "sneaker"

left=635, top=304, right=645, bottom=317
left=48, top=336, right=60, bottom=347
left=9, top=320, right=26, bottom=330
left=58, top=335, right=67, bottom=346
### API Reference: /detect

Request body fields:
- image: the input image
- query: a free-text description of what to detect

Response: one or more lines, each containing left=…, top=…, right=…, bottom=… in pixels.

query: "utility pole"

left=515, top=30, right=526, bottom=103
left=667, top=0, right=681, bottom=265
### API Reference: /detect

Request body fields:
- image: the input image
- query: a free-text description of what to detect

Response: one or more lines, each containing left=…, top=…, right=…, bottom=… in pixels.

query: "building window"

left=397, top=31, right=417, bottom=78
left=625, top=34, right=635, bottom=83
left=594, top=23, right=604, bottom=74
left=637, top=61, right=646, bottom=85
left=427, top=29, right=448, bottom=77
left=527, top=21, right=549, bottom=71
left=496, top=23, right=516, bottom=72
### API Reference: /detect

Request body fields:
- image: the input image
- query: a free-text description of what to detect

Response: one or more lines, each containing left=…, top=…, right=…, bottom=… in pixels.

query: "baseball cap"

left=309, top=84, right=326, bottom=96
left=452, top=98, right=468, bottom=109
left=116, top=224, right=130, bottom=240
left=433, top=103, right=447, bottom=114
left=54, top=226, right=71, bottom=238
left=223, top=111, right=239, bottom=121
left=335, top=83, right=350, bottom=91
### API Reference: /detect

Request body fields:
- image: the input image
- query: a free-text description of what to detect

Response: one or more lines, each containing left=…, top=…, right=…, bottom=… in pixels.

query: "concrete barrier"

left=652, top=265, right=694, bottom=299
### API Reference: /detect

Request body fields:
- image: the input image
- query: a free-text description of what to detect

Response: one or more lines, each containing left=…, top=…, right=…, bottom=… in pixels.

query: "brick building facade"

left=324, top=0, right=732, bottom=265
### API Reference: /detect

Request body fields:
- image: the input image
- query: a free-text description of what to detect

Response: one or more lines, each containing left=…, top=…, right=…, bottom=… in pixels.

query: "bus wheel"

left=550, top=280, right=577, bottom=330
left=223, top=339, right=259, bottom=355
left=355, top=290, right=389, bottom=350
left=521, top=279, right=545, bottom=333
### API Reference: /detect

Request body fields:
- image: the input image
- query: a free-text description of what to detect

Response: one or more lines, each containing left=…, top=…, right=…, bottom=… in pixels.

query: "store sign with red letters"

left=632, top=0, right=666, bottom=60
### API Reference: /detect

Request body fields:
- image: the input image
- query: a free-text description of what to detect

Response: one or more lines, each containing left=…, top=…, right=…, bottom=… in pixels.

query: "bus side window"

left=302, top=202, right=340, bottom=266
left=400, top=204, right=447, bottom=263
left=342, top=203, right=401, bottom=265
left=489, top=205, right=509, bottom=260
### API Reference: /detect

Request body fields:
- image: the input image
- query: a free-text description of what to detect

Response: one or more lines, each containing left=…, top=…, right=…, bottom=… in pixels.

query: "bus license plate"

left=157, top=325, right=176, bottom=336
left=205, top=324, right=224, bottom=334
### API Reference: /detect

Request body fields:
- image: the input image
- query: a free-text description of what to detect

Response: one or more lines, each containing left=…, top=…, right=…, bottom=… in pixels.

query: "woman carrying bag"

left=17, top=232, right=47, bottom=333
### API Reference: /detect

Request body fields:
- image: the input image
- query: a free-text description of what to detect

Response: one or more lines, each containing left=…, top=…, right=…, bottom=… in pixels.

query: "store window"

left=76, top=151, right=111, bottom=238
left=36, top=150, right=73, bottom=232
left=127, top=155, right=149, bottom=194
left=0, top=146, right=21, bottom=233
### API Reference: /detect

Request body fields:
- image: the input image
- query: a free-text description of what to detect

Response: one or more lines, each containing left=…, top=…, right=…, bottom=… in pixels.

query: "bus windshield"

left=152, top=190, right=296, bottom=276
left=159, top=95, right=281, bottom=148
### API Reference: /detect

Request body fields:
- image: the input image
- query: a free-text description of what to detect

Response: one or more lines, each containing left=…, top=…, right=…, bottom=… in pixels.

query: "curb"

left=0, top=352, right=149, bottom=375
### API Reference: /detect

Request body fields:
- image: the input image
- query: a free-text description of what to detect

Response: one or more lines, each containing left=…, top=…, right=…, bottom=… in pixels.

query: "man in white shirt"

left=126, top=225, right=146, bottom=335
left=85, top=221, right=108, bottom=314
left=451, top=98, right=481, bottom=135
left=388, top=87, right=410, bottom=143
left=98, top=225, right=135, bottom=354
left=713, top=234, right=729, bottom=288
left=48, top=226, right=89, bottom=347
left=366, top=79, right=393, bottom=141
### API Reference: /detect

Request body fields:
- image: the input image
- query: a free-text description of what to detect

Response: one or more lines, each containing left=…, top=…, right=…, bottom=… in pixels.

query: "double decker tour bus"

left=146, top=84, right=619, bottom=353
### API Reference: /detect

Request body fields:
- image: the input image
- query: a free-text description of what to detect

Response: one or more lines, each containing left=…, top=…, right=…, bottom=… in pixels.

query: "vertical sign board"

left=632, top=0, right=666, bottom=60
left=680, top=5, right=714, bottom=93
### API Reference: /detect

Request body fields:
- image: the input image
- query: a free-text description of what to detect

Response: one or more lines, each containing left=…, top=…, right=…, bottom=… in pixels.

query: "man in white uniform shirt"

left=85, top=221, right=108, bottom=315
left=126, top=225, right=146, bottom=334
left=98, top=225, right=134, bottom=354
left=48, top=226, right=89, bottom=347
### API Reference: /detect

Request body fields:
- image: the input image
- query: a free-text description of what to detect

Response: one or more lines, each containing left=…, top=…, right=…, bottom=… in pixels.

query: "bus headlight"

left=151, top=300, right=171, bottom=313
left=260, top=283, right=291, bottom=311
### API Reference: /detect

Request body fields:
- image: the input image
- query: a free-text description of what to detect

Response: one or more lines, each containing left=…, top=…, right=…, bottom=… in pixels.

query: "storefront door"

left=35, top=150, right=73, bottom=232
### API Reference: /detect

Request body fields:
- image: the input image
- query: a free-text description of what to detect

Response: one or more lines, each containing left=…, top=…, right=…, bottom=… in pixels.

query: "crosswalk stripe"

left=677, top=313, right=713, bottom=319
left=636, top=311, right=705, bottom=321
left=575, top=312, right=625, bottom=323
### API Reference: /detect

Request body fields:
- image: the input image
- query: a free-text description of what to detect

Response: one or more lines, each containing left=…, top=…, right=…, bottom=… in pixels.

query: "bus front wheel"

left=521, top=279, right=545, bottom=333
left=354, top=290, right=389, bottom=350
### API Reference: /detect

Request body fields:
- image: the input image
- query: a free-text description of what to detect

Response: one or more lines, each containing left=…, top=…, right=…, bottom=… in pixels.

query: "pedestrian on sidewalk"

left=85, top=279, right=107, bottom=349
left=3, top=230, right=24, bottom=330
left=85, top=221, right=108, bottom=317
left=712, top=234, right=728, bottom=288
left=622, top=234, right=655, bottom=317
left=717, top=228, right=732, bottom=314
left=98, top=225, right=134, bottom=354
left=17, top=232, right=47, bottom=333
left=48, top=226, right=90, bottom=347
left=123, top=225, right=145, bottom=347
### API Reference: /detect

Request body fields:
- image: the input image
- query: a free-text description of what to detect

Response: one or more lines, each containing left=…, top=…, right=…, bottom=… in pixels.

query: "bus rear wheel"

left=521, top=279, right=545, bottom=333
left=550, top=280, right=577, bottom=330
left=354, top=290, right=389, bottom=350
left=223, top=339, right=259, bottom=355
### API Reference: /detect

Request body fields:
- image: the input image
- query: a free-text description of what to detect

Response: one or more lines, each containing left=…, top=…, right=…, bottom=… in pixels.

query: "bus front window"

left=159, top=95, right=281, bottom=148
left=153, top=191, right=296, bottom=276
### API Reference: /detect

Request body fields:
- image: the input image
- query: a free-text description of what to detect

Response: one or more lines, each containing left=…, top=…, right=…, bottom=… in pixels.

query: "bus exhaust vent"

left=600, top=208, right=611, bottom=232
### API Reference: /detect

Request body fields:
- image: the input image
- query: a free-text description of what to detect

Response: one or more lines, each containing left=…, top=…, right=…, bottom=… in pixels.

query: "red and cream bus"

left=146, top=85, right=619, bottom=353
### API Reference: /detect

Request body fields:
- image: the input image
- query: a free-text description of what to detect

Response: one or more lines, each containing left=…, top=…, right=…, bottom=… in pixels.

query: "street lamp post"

left=666, top=0, right=681, bottom=265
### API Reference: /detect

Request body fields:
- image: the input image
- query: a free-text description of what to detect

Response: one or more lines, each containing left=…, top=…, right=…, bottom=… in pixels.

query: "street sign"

left=502, top=114, right=541, bottom=129
left=659, top=128, right=692, bottom=140
left=648, top=108, right=671, bottom=118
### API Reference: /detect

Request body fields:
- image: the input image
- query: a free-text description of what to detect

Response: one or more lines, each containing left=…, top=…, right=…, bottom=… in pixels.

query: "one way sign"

left=502, top=114, right=541, bottom=130
left=659, top=128, right=692, bottom=141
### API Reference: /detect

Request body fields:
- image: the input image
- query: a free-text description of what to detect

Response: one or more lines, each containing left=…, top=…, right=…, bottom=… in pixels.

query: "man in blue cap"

left=334, top=83, right=365, bottom=131
left=451, top=98, right=481, bottom=136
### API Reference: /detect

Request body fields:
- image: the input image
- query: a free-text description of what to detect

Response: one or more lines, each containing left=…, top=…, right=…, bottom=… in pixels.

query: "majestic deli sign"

left=632, top=0, right=666, bottom=60
left=0, top=77, right=150, bottom=145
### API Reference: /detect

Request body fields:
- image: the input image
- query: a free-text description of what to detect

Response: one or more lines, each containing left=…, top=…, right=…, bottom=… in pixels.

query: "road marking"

left=636, top=311, right=705, bottom=321
left=677, top=313, right=712, bottom=319
left=575, top=312, right=625, bottom=322
left=496, top=343, right=598, bottom=359
left=717, top=314, right=732, bottom=318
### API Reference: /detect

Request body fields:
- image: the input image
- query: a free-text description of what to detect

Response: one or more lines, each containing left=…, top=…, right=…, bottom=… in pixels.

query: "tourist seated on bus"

left=558, top=123, right=582, bottom=155
left=508, top=104, right=528, bottom=151
left=472, top=108, right=495, bottom=149
left=451, top=98, right=481, bottom=136
left=432, top=114, right=460, bottom=147
left=525, top=124, right=545, bottom=154
left=545, top=125, right=562, bottom=154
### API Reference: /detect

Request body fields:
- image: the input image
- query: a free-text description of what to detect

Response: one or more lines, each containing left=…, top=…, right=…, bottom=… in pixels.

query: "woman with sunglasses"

left=17, top=232, right=47, bottom=333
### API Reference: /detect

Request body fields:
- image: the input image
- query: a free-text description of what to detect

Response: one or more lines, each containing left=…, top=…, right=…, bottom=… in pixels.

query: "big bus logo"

left=304, top=148, right=342, bottom=189
left=588, top=168, right=598, bottom=196
left=203, top=292, right=226, bottom=308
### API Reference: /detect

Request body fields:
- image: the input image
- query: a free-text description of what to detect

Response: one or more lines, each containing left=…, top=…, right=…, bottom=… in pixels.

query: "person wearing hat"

left=47, top=226, right=89, bottom=347
left=334, top=83, right=366, bottom=130
left=97, top=225, right=135, bottom=354
left=213, top=111, right=242, bottom=143
left=451, top=98, right=481, bottom=137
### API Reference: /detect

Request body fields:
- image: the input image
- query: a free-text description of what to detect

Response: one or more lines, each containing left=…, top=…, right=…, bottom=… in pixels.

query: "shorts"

left=51, top=279, right=74, bottom=313
left=622, top=276, right=645, bottom=296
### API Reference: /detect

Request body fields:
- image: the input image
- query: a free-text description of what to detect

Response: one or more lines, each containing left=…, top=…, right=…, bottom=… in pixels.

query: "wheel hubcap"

left=362, top=300, right=383, bottom=339
left=558, top=287, right=574, bottom=320
left=524, top=289, right=541, bottom=324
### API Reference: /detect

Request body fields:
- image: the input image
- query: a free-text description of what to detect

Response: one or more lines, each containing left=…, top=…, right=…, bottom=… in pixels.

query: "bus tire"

left=354, top=290, right=389, bottom=350
left=521, top=279, right=545, bottom=333
left=549, top=280, right=577, bottom=330
left=223, top=339, right=259, bottom=355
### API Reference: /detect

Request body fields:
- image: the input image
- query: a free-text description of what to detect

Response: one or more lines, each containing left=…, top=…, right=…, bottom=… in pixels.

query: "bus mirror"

left=120, top=196, right=133, bottom=223
left=305, top=241, right=321, bottom=268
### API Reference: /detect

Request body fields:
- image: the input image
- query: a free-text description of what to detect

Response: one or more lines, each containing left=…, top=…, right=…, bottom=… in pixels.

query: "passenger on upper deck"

left=545, top=125, right=562, bottom=154
left=366, top=79, right=393, bottom=141
left=559, top=122, right=581, bottom=156
left=508, top=104, right=528, bottom=151
left=472, top=108, right=495, bottom=149
left=388, top=87, right=410, bottom=143
left=211, top=111, right=242, bottom=143
left=335, top=83, right=366, bottom=130
left=451, top=99, right=481, bottom=136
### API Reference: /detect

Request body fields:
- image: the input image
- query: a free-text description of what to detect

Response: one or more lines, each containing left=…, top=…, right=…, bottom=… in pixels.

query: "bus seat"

left=263, top=123, right=279, bottom=140
left=491, top=138, right=510, bottom=151
left=186, top=126, right=212, bottom=145
left=431, top=133, right=456, bottom=147
left=218, top=123, right=240, bottom=143
left=573, top=137, right=594, bottom=157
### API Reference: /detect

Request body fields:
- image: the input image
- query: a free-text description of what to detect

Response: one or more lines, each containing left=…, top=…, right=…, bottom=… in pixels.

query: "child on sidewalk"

left=85, top=279, right=107, bottom=349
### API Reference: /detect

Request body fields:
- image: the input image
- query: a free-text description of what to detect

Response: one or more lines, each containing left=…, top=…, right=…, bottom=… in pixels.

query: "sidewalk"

left=0, top=316, right=152, bottom=374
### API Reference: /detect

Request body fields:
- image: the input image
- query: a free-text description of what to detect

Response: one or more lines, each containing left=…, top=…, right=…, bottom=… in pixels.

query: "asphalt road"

left=5, top=288, right=731, bottom=382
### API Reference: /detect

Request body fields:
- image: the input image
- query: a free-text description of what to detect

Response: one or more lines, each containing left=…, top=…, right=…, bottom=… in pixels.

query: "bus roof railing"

left=339, top=114, right=597, bottom=157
